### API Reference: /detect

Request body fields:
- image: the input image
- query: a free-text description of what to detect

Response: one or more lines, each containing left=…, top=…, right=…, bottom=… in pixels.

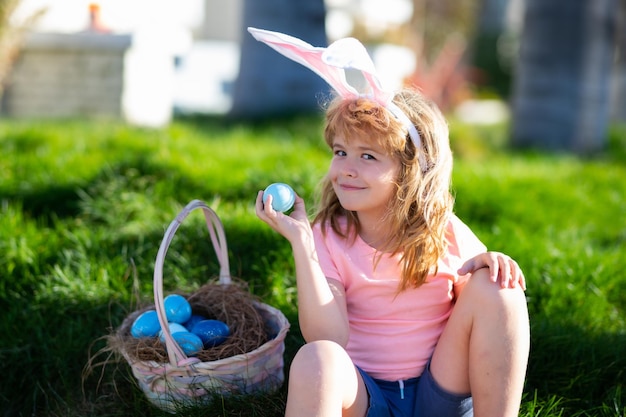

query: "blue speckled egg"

left=191, top=319, right=230, bottom=348
left=171, top=331, right=204, bottom=356
left=164, top=294, right=192, bottom=324
left=158, top=322, right=188, bottom=342
left=130, top=310, right=161, bottom=338
left=184, top=314, right=206, bottom=331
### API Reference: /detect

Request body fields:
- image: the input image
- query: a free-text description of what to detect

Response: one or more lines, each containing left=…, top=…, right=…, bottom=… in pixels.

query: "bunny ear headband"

left=248, top=27, right=427, bottom=170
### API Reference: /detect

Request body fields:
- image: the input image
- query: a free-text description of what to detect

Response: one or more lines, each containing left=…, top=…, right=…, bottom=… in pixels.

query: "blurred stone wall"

left=2, top=31, right=130, bottom=118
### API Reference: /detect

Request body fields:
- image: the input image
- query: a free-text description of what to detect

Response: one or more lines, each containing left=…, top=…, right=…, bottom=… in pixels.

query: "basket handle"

left=153, top=199, right=231, bottom=366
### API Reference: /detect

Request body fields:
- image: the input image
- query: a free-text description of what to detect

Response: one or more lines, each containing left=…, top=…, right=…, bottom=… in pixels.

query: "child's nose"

left=341, top=160, right=357, bottom=177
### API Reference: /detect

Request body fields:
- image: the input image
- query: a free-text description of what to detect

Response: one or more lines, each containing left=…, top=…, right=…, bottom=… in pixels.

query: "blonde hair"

left=313, top=89, right=454, bottom=290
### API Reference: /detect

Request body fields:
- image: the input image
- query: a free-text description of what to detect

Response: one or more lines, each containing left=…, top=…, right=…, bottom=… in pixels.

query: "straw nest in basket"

left=110, top=280, right=269, bottom=363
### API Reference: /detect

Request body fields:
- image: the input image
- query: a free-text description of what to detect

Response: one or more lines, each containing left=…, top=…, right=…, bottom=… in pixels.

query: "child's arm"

left=255, top=191, right=350, bottom=345
left=457, top=252, right=526, bottom=290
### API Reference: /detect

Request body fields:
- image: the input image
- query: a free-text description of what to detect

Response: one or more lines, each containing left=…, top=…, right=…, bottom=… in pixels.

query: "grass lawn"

left=0, top=115, right=624, bottom=416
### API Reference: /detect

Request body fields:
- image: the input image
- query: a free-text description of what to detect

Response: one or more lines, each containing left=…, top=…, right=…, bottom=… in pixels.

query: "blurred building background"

left=0, top=0, right=623, bottom=153
left=1, top=0, right=431, bottom=124
left=2, top=0, right=232, bottom=126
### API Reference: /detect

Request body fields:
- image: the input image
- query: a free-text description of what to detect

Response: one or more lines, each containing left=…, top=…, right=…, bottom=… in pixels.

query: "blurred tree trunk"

left=229, top=0, right=327, bottom=119
left=0, top=0, right=44, bottom=105
left=0, top=0, right=24, bottom=101
left=470, top=0, right=513, bottom=98
left=511, top=0, right=617, bottom=154
left=611, top=0, right=626, bottom=122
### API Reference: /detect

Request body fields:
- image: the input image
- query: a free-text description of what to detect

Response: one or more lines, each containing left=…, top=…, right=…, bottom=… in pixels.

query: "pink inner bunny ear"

left=248, top=27, right=358, bottom=98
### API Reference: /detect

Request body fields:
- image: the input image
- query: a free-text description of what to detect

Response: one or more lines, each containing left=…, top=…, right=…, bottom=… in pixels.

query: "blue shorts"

left=358, top=363, right=473, bottom=417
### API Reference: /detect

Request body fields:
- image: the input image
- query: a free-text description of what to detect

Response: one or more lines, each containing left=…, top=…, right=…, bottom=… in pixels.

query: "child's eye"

left=334, top=149, right=347, bottom=157
left=362, top=153, right=377, bottom=161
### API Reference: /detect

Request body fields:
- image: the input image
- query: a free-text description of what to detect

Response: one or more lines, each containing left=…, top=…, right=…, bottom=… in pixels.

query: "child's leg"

left=285, top=340, right=370, bottom=417
left=429, top=267, right=530, bottom=417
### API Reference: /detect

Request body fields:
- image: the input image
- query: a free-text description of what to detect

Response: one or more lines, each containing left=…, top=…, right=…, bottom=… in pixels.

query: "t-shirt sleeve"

left=447, top=214, right=488, bottom=285
left=450, top=215, right=487, bottom=260
left=312, top=223, right=342, bottom=283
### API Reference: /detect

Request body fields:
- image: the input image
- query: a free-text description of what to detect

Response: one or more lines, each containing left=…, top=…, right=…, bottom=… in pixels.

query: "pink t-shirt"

left=312, top=214, right=487, bottom=381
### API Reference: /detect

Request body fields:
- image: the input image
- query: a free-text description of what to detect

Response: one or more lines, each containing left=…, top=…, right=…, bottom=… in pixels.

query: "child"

left=252, top=28, right=530, bottom=417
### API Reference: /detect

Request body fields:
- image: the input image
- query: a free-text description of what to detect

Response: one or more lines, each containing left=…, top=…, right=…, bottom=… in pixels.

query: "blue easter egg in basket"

left=191, top=319, right=230, bottom=348
left=130, top=310, right=161, bottom=338
left=164, top=294, right=192, bottom=324
left=184, top=314, right=206, bottom=331
left=158, top=322, right=188, bottom=342
left=171, top=331, right=204, bottom=356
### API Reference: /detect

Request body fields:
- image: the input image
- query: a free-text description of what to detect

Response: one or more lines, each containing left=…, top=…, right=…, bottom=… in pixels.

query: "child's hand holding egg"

left=263, top=183, right=295, bottom=212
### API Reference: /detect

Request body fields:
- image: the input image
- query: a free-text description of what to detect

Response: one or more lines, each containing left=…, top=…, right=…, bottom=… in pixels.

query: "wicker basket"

left=116, top=200, right=290, bottom=412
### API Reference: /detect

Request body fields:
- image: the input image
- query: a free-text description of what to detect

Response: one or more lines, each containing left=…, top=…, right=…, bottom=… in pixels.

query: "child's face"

left=329, top=134, right=400, bottom=221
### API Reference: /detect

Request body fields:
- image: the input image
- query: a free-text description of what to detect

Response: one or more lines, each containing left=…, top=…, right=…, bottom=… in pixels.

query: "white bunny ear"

left=248, top=27, right=358, bottom=98
left=322, top=37, right=394, bottom=106
left=248, top=27, right=427, bottom=171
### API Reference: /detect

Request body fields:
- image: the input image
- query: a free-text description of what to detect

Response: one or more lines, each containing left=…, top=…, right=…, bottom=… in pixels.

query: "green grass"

left=0, top=115, right=624, bottom=416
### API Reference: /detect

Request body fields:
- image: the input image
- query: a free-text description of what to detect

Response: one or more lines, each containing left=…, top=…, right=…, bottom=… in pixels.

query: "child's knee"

left=289, top=340, right=349, bottom=381
left=462, top=267, right=528, bottom=314
left=289, top=340, right=354, bottom=391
